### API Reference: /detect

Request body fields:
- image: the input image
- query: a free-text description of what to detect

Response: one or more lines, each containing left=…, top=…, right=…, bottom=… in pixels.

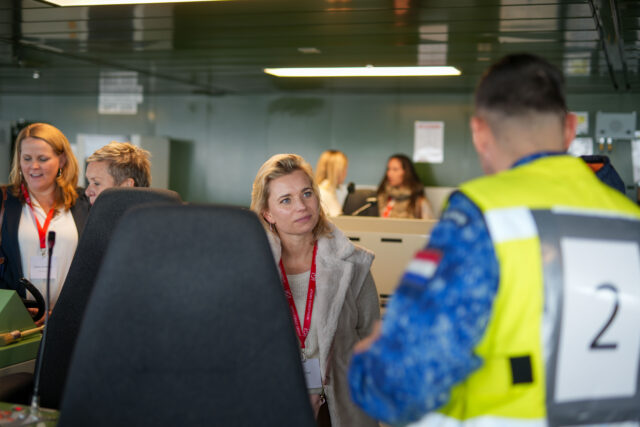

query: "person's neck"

left=30, top=187, right=57, bottom=212
left=494, top=132, right=565, bottom=174
left=280, top=232, right=316, bottom=275
left=495, top=115, right=566, bottom=171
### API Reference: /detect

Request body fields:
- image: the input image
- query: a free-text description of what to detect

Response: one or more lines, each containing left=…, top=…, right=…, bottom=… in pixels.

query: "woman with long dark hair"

left=376, top=154, right=434, bottom=219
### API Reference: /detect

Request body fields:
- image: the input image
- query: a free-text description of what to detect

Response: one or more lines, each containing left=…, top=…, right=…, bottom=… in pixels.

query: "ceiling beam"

left=589, top=0, right=630, bottom=91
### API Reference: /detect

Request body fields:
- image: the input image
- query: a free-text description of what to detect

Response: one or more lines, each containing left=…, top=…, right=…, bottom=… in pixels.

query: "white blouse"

left=318, top=180, right=343, bottom=217
left=335, top=183, right=348, bottom=208
left=18, top=196, right=78, bottom=308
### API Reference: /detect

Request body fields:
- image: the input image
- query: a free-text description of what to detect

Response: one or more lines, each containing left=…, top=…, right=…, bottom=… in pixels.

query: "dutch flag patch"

left=406, top=249, right=442, bottom=279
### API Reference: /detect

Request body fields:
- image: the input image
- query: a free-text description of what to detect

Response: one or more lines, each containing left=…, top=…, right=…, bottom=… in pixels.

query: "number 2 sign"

left=554, top=238, right=640, bottom=403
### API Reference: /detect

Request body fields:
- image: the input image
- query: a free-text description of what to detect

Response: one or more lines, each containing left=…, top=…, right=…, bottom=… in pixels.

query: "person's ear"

left=263, top=211, right=273, bottom=225
left=58, top=153, right=67, bottom=169
left=470, top=115, right=492, bottom=156
left=471, top=115, right=500, bottom=175
left=563, top=112, right=578, bottom=151
left=119, top=178, right=135, bottom=188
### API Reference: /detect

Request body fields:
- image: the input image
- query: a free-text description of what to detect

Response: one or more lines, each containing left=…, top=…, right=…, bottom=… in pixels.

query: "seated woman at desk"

left=251, top=153, right=380, bottom=427
left=84, top=142, right=151, bottom=205
left=315, top=150, right=349, bottom=216
left=376, top=154, right=434, bottom=219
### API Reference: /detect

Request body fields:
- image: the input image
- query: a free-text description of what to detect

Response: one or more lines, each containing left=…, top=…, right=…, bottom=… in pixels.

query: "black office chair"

left=342, top=187, right=379, bottom=216
left=58, top=205, right=315, bottom=427
left=0, top=188, right=182, bottom=406
left=36, top=187, right=182, bottom=409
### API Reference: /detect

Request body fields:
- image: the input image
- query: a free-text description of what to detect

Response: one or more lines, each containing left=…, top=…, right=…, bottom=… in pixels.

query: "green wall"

left=1, top=92, right=638, bottom=205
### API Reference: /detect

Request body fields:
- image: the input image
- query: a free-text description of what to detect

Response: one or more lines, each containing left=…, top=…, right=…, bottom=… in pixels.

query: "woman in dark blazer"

left=0, top=123, right=89, bottom=316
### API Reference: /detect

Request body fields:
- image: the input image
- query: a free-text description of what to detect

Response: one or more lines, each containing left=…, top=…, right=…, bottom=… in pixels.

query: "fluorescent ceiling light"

left=45, top=0, right=226, bottom=6
left=264, top=66, right=461, bottom=77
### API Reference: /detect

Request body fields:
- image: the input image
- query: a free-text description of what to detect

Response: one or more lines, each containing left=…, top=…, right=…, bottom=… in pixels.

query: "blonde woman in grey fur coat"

left=251, top=153, right=380, bottom=427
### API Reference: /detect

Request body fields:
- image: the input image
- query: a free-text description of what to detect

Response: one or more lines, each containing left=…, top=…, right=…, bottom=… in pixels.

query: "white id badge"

left=30, top=255, right=58, bottom=280
left=302, top=358, right=322, bottom=389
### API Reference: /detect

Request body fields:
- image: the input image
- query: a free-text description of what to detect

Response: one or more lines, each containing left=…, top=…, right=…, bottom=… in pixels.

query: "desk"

left=0, top=335, right=40, bottom=378
left=331, top=216, right=436, bottom=307
left=0, top=360, right=35, bottom=379
left=1, top=289, right=41, bottom=381
left=0, top=290, right=41, bottom=376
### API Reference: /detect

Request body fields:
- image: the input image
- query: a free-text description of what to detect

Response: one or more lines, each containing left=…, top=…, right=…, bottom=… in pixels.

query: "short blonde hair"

left=87, top=142, right=151, bottom=187
left=251, top=153, right=331, bottom=239
left=9, top=123, right=79, bottom=210
left=315, top=150, right=348, bottom=191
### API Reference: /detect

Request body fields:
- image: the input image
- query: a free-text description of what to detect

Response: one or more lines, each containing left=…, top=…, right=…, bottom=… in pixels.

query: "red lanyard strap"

left=21, top=184, right=55, bottom=250
left=382, top=198, right=395, bottom=218
left=279, top=242, right=318, bottom=349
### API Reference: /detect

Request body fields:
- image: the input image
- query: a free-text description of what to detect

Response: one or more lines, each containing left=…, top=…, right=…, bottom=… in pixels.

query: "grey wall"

left=1, top=91, right=638, bottom=206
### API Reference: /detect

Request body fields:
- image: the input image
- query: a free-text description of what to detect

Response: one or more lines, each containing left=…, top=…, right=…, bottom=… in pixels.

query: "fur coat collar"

left=266, top=223, right=373, bottom=374
left=267, top=222, right=380, bottom=427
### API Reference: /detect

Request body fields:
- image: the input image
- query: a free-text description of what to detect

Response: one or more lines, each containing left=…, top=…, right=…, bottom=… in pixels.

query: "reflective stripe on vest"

left=408, top=412, right=546, bottom=427
left=409, top=412, right=640, bottom=427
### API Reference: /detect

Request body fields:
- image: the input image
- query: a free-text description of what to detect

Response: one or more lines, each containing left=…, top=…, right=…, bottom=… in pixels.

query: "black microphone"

left=351, top=197, right=378, bottom=216
left=45, top=230, right=55, bottom=322
left=29, top=231, right=56, bottom=415
left=47, top=231, right=56, bottom=251
left=346, top=182, right=355, bottom=194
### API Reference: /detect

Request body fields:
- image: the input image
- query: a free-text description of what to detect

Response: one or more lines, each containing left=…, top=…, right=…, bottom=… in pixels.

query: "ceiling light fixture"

left=297, top=47, right=322, bottom=54
left=264, top=66, right=461, bottom=77
left=44, top=0, right=227, bottom=6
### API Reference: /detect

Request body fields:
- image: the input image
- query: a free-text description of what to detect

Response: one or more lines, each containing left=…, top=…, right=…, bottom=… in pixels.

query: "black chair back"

left=58, top=204, right=315, bottom=427
left=38, top=187, right=182, bottom=409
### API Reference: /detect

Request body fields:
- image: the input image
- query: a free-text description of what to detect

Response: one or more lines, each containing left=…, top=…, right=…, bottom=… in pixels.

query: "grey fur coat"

left=267, top=223, right=381, bottom=427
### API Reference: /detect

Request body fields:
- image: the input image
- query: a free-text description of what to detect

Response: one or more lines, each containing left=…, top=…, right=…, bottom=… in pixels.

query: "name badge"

left=30, top=255, right=58, bottom=280
left=302, top=358, right=322, bottom=389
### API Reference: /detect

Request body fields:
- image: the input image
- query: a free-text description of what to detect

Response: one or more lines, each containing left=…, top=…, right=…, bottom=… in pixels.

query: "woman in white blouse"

left=315, top=150, right=348, bottom=217
left=0, top=123, right=90, bottom=322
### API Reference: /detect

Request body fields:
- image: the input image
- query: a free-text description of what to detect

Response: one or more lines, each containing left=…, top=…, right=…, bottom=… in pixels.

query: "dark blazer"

left=0, top=187, right=90, bottom=297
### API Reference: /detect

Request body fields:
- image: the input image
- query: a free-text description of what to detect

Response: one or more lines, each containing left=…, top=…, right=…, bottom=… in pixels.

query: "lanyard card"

left=30, top=255, right=58, bottom=280
left=302, top=358, right=322, bottom=390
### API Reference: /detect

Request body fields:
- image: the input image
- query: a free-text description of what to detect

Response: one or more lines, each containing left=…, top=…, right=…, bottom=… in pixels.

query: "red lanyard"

left=382, top=198, right=395, bottom=218
left=279, top=242, right=318, bottom=349
left=21, top=183, right=55, bottom=251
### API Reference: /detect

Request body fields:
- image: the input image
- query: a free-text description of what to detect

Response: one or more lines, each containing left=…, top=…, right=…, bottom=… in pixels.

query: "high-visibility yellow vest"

left=411, top=155, right=640, bottom=427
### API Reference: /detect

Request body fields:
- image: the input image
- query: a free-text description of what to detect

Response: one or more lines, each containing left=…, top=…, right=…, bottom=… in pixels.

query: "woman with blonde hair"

left=85, top=141, right=151, bottom=205
left=0, top=123, right=90, bottom=315
left=315, top=150, right=348, bottom=216
left=251, top=153, right=380, bottom=427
